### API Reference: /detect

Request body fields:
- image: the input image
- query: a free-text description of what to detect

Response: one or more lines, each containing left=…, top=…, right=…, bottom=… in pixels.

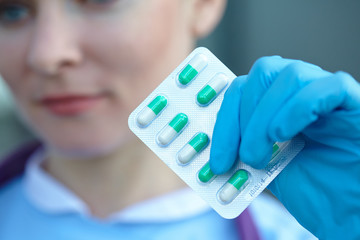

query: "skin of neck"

left=42, top=136, right=187, bottom=219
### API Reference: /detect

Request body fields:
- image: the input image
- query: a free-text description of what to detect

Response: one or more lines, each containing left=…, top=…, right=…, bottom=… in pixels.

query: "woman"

left=0, top=0, right=267, bottom=239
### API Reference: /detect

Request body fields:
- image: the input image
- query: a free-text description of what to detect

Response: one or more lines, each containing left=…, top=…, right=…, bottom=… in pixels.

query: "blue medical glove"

left=210, top=56, right=360, bottom=240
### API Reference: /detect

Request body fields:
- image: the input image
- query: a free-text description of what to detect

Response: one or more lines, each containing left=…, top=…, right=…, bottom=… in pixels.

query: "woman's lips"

left=40, top=94, right=105, bottom=116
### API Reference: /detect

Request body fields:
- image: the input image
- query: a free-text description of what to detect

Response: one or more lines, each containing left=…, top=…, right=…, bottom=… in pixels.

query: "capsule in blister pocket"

left=137, top=95, right=168, bottom=127
left=198, top=162, right=216, bottom=183
left=178, top=54, right=208, bottom=86
left=197, top=73, right=228, bottom=106
left=218, top=170, right=249, bottom=204
left=157, top=113, right=188, bottom=146
left=177, top=132, right=209, bottom=165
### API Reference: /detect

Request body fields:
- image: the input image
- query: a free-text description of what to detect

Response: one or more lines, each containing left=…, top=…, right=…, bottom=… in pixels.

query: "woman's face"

left=0, top=0, right=194, bottom=156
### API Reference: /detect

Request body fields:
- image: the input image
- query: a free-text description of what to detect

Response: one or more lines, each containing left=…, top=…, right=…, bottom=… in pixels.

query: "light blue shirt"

left=0, top=149, right=316, bottom=240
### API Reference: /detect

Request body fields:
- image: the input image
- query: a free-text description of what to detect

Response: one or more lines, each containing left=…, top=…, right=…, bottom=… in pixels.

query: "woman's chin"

left=44, top=137, right=130, bottom=160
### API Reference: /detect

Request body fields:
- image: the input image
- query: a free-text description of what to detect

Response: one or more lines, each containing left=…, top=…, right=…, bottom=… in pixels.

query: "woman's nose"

left=26, top=4, right=82, bottom=77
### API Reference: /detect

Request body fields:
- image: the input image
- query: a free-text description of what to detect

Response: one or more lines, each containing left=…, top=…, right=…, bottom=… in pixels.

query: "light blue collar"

left=24, top=149, right=211, bottom=223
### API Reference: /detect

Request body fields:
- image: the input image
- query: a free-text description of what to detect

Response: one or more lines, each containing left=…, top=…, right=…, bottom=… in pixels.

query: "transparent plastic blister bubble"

left=128, top=47, right=305, bottom=219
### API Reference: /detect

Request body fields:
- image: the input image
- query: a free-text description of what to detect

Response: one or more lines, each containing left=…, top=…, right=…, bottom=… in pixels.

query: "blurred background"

left=1, top=0, right=360, bottom=159
left=201, top=0, right=360, bottom=79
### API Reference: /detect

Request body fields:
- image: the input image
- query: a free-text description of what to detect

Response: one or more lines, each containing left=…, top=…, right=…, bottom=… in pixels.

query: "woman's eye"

left=80, top=0, right=116, bottom=6
left=0, top=4, right=30, bottom=25
left=88, top=0, right=114, bottom=3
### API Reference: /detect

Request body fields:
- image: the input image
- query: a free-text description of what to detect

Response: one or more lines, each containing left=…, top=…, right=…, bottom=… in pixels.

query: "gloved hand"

left=209, top=56, right=360, bottom=240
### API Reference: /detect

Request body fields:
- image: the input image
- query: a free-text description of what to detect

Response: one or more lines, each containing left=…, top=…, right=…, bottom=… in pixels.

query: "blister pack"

left=128, top=47, right=305, bottom=219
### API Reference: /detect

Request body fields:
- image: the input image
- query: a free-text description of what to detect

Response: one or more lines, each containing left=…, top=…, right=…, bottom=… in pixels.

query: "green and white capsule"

left=272, top=143, right=280, bottom=158
left=178, top=54, right=208, bottom=86
left=177, top=132, right=209, bottom=164
left=197, top=73, right=228, bottom=106
left=198, top=162, right=215, bottom=183
left=137, top=95, right=167, bottom=127
left=218, top=170, right=249, bottom=203
left=157, top=113, right=188, bottom=146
